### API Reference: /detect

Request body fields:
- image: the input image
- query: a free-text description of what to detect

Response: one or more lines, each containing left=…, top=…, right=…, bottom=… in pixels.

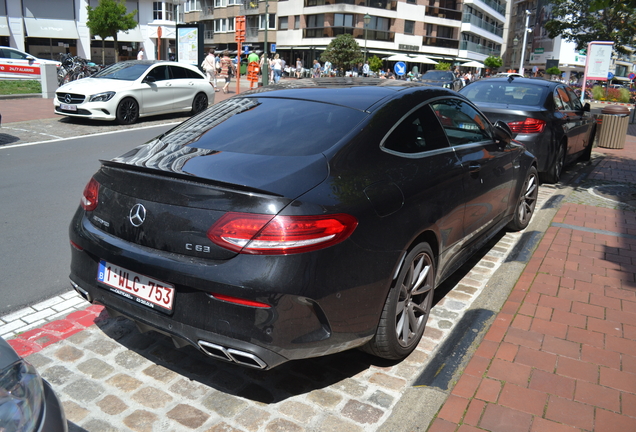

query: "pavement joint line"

left=551, top=221, right=636, bottom=239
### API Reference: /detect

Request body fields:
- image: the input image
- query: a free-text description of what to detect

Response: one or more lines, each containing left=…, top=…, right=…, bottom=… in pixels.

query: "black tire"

left=191, top=93, right=208, bottom=115
left=361, top=242, right=435, bottom=360
left=507, top=166, right=538, bottom=231
left=544, top=142, right=565, bottom=184
left=116, top=98, right=139, bottom=125
left=579, top=126, right=596, bottom=162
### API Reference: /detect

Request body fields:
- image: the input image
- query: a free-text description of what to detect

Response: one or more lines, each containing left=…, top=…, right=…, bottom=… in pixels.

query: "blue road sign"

left=271, top=43, right=276, bottom=53
left=608, top=72, right=615, bottom=79
left=244, top=46, right=249, bottom=54
left=394, top=61, right=406, bottom=76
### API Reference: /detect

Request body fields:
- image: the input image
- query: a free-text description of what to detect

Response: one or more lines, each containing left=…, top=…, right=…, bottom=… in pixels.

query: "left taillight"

left=81, top=178, right=100, bottom=211
left=207, top=212, right=358, bottom=255
left=507, top=118, right=546, bottom=134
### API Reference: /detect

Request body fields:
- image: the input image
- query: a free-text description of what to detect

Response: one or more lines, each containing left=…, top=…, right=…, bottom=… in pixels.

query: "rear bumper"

left=69, top=209, right=396, bottom=369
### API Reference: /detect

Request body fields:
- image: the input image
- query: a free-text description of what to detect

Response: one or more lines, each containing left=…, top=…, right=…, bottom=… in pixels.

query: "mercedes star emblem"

left=129, top=203, right=147, bottom=227
left=64, top=94, right=72, bottom=104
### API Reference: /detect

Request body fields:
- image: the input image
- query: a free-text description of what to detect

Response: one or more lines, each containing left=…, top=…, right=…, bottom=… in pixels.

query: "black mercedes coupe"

left=69, top=78, right=537, bottom=369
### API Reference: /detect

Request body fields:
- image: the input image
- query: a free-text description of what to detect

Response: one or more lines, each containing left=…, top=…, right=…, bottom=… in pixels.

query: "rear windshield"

left=423, top=71, right=454, bottom=80
left=161, top=97, right=368, bottom=156
left=461, top=82, right=546, bottom=106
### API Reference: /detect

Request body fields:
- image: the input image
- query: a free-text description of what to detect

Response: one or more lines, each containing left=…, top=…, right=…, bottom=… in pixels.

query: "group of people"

left=201, top=49, right=236, bottom=93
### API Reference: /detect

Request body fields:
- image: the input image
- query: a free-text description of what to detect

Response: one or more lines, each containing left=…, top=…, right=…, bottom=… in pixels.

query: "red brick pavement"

left=429, top=139, right=636, bottom=431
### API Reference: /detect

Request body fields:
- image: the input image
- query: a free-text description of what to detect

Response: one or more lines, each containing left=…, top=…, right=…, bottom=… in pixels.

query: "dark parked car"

left=69, top=79, right=537, bottom=369
left=0, top=337, right=67, bottom=432
left=460, top=77, right=597, bottom=183
left=419, top=70, right=463, bottom=91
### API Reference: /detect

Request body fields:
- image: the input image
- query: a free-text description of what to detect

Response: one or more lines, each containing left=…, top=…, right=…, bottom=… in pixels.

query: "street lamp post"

left=519, top=9, right=532, bottom=76
left=363, top=13, right=371, bottom=63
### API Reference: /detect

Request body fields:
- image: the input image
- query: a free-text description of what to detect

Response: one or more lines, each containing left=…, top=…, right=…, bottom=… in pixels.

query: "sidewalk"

left=430, top=138, right=636, bottom=432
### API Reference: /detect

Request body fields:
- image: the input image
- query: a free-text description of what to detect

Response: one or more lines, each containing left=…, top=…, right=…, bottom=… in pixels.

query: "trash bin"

left=597, top=105, right=630, bottom=149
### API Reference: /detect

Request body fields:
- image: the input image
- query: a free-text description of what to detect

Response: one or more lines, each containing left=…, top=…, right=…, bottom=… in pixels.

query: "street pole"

left=519, top=9, right=531, bottom=76
left=262, top=0, right=269, bottom=86
left=363, top=14, right=371, bottom=63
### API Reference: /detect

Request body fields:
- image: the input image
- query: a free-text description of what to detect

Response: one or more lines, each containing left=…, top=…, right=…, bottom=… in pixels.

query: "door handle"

left=469, top=163, right=481, bottom=173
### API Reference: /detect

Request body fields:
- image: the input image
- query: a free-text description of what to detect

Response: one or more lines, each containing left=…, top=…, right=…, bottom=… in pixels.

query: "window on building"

left=259, top=14, right=276, bottom=29
left=426, top=23, right=433, bottom=35
left=228, top=17, right=235, bottom=31
left=165, top=2, right=174, bottom=20
left=215, top=0, right=227, bottom=7
left=307, top=14, right=324, bottom=28
left=295, top=15, right=300, bottom=29
left=279, top=16, right=289, bottom=30
left=153, top=2, right=163, bottom=19
left=368, top=16, right=389, bottom=31
left=437, top=25, right=453, bottom=38
left=214, top=18, right=227, bottom=32
left=334, top=14, right=354, bottom=27
left=404, top=20, right=414, bottom=34
left=407, top=0, right=416, bottom=3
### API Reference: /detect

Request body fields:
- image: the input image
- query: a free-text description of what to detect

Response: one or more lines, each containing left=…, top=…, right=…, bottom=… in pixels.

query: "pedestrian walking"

left=272, top=53, right=283, bottom=83
left=137, top=47, right=145, bottom=60
left=296, top=58, right=303, bottom=78
left=362, top=60, right=370, bottom=77
left=312, top=59, right=321, bottom=78
left=201, top=49, right=220, bottom=92
left=219, top=50, right=233, bottom=93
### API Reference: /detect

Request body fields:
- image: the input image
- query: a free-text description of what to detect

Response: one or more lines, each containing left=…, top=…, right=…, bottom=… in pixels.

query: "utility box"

left=597, top=105, right=630, bottom=149
left=40, top=63, right=58, bottom=99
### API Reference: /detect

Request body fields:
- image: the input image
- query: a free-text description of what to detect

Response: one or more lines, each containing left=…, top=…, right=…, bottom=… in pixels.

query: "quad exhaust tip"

left=198, top=340, right=267, bottom=369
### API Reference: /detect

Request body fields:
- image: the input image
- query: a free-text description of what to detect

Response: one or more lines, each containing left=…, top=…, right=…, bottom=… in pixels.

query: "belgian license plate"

left=97, top=260, right=175, bottom=313
left=60, top=103, right=77, bottom=111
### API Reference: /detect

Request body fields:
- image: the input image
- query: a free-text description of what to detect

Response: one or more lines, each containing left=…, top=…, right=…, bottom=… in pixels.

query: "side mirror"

left=143, top=75, right=156, bottom=83
left=493, top=120, right=512, bottom=145
left=583, top=102, right=591, bottom=112
left=26, top=55, right=36, bottom=62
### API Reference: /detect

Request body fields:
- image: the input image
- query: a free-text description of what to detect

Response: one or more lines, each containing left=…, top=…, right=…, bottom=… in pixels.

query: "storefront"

left=23, top=18, right=80, bottom=60
left=92, top=26, right=144, bottom=65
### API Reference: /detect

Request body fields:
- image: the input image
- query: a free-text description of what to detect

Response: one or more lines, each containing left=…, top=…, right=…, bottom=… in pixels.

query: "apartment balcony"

left=241, top=1, right=261, bottom=15
left=460, top=39, right=500, bottom=56
left=426, top=7, right=462, bottom=21
left=462, top=13, right=503, bottom=37
left=472, top=0, right=506, bottom=16
left=304, top=0, right=397, bottom=12
left=423, top=36, right=460, bottom=49
left=200, top=5, right=214, bottom=19
left=303, top=26, right=394, bottom=42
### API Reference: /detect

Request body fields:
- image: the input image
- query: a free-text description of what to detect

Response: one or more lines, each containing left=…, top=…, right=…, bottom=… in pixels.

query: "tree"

left=544, top=0, right=636, bottom=54
left=545, top=66, right=562, bottom=80
left=484, top=56, right=503, bottom=73
left=368, top=55, right=383, bottom=73
left=321, top=34, right=363, bottom=72
left=435, top=62, right=451, bottom=71
left=87, top=0, right=138, bottom=65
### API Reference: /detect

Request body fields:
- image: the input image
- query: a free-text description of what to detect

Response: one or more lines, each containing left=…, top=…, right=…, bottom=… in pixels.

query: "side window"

left=383, top=104, right=449, bottom=154
left=556, top=87, right=573, bottom=110
left=565, top=87, right=583, bottom=111
left=553, top=89, right=564, bottom=110
left=431, top=99, right=491, bottom=146
left=146, top=65, right=169, bottom=81
left=169, top=65, right=189, bottom=79
left=0, top=49, right=7, bottom=59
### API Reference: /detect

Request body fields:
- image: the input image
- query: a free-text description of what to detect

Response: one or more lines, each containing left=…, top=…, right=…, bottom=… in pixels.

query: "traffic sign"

left=271, top=43, right=276, bottom=53
left=629, top=73, right=636, bottom=80
left=394, top=61, right=406, bottom=76
left=608, top=72, right=614, bottom=79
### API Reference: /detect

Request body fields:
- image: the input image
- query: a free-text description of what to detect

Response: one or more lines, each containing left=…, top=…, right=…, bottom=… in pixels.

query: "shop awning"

left=0, top=16, right=10, bottom=37
left=24, top=18, right=79, bottom=39
left=94, top=26, right=143, bottom=42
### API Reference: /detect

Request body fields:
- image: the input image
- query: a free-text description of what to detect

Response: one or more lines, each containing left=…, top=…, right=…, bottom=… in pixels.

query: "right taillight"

left=207, top=212, right=358, bottom=255
left=507, top=118, right=546, bottom=134
left=81, top=178, right=100, bottom=211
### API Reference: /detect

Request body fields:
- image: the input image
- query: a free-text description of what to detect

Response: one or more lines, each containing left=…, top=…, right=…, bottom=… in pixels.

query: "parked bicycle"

left=57, top=53, right=102, bottom=85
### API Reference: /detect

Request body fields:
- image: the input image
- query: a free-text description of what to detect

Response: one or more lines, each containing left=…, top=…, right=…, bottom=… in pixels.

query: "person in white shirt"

left=137, top=47, right=145, bottom=60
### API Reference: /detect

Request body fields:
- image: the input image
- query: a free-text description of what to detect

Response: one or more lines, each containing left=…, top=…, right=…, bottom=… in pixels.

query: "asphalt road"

left=0, top=124, right=173, bottom=315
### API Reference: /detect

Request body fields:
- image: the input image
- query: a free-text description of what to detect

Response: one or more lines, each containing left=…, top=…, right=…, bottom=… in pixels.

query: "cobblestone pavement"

left=2, top=177, right=565, bottom=432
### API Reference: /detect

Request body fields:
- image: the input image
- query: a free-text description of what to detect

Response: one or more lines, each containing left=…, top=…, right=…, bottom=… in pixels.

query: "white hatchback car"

left=0, top=46, right=60, bottom=80
left=54, top=60, right=214, bottom=124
